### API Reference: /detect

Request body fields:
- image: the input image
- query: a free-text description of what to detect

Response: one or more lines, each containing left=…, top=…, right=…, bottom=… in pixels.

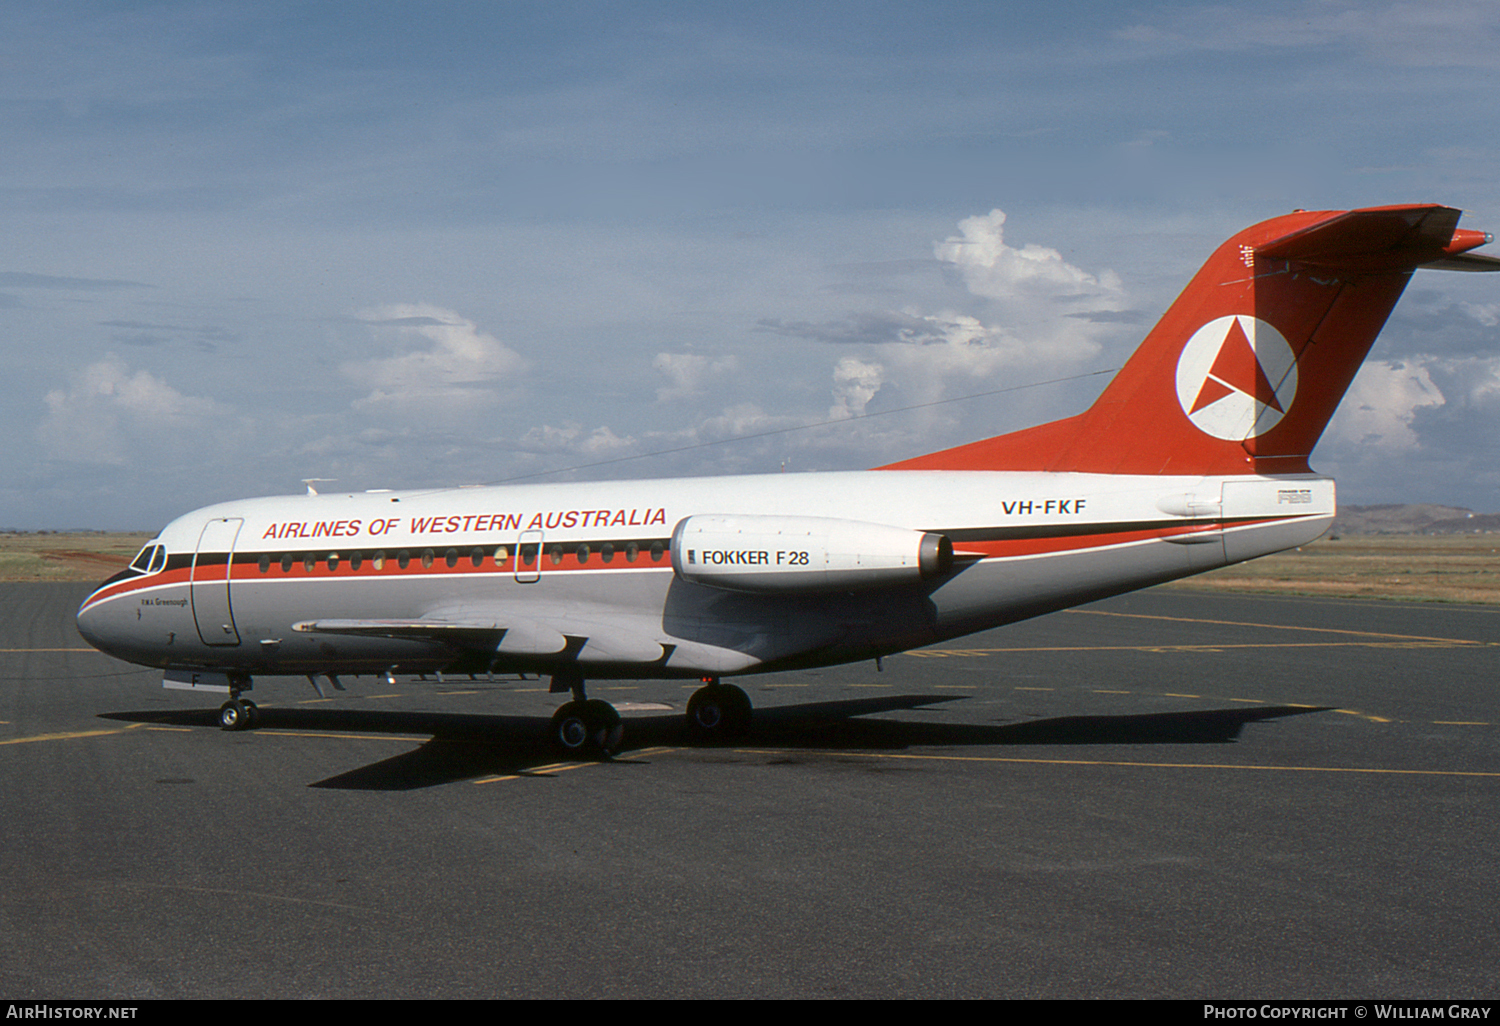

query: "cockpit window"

left=130, top=544, right=165, bottom=575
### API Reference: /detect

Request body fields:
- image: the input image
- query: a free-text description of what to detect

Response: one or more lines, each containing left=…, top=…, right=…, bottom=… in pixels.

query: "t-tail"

left=884, top=204, right=1498, bottom=476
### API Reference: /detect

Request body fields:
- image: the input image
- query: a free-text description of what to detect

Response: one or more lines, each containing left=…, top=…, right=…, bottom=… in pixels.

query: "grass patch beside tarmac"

left=1165, top=533, right=1500, bottom=605
left=0, top=532, right=153, bottom=583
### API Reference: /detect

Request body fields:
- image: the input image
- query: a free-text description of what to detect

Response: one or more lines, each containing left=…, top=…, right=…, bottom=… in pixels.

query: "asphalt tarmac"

left=2, top=582, right=1497, bottom=999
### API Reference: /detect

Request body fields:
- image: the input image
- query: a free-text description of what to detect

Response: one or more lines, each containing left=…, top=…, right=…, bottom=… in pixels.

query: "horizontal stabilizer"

left=1257, top=204, right=1494, bottom=271
left=1423, top=252, right=1500, bottom=272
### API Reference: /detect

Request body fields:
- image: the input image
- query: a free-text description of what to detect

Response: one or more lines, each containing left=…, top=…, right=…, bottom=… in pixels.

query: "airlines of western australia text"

left=260, top=508, right=670, bottom=541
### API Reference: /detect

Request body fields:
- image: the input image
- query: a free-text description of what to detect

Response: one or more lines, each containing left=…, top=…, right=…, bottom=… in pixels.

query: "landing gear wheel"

left=583, top=699, right=624, bottom=755
left=219, top=699, right=250, bottom=732
left=686, top=683, right=752, bottom=740
left=550, top=699, right=623, bottom=758
left=553, top=702, right=590, bottom=751
left=240, top=699, right=260, bottom=729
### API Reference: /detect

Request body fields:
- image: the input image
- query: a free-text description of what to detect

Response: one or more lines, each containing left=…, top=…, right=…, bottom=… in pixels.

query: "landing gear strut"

left=548, top=667, right=623, bottom=758
left=686, top=678, right=752, bottom=740
left=219, top=674, right=258, bottom=732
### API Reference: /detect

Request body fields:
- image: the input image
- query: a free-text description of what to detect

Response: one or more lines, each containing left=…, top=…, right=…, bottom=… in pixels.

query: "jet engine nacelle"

left=671, top=514, right=953, bottom=593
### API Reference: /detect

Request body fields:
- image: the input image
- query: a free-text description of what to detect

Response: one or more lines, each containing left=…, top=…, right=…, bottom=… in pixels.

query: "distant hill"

left=1332, top=504, right=1500, bottom=535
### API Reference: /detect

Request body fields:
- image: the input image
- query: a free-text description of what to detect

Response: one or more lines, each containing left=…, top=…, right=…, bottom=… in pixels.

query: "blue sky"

left=5, top=0, right=1499, bottom=529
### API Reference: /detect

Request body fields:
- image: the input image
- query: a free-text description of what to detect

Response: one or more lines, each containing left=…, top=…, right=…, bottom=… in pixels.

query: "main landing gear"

left=545, top=671, right=755, bottom=758
left=219, top=674, right=259, bottom=731
left=686, top=678, right=752, bottom=740
left=548, top=667, right=624, bottom=759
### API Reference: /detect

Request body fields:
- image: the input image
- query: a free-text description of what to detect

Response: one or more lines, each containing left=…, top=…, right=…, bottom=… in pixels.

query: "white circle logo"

left=1175, top=315, right=1297, bottom=441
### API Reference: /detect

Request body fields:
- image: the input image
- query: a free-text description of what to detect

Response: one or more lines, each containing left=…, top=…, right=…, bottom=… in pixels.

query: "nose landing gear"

left=218, top=674, right=259, bottom=731
left=218, top=698, right=259, bottom=731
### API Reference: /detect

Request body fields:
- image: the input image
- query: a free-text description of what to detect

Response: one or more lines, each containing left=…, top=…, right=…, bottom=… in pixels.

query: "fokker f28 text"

left=78, top=204, right=1498, bottom=756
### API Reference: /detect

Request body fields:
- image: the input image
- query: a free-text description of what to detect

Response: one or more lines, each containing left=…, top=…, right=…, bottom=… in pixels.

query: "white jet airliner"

left=77, top=204, right=1498, bottom=756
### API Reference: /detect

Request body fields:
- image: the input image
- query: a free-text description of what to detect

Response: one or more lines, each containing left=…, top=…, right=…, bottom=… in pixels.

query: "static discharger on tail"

left=77, top=204, right=1498, bottom=757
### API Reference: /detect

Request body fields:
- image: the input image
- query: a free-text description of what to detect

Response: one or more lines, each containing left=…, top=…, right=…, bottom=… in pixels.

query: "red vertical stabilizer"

left=882, top=204, right=1497, bottom=476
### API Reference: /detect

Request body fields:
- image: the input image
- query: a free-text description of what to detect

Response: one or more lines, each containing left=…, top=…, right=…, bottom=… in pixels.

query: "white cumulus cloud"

left=1327, top=359, right=1446, bottom=452
left=519, top=422, right=637, bottom=457
left=344, top=303, right=526, bottom=411
left=37, top=355, right=225, bottom=466
left=829, top=356, right=885, bottom=420
left=652, top=352, right=739, bottom=403
left=811, top=209, right=1132, bottom=426
left=1461, top=301, right=1500, bottom=328
left=935, top=209, right=1125, bottom=307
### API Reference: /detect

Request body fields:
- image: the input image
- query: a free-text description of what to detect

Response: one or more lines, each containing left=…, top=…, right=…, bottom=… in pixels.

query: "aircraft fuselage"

left=77, top=468, right=1333, bottom=681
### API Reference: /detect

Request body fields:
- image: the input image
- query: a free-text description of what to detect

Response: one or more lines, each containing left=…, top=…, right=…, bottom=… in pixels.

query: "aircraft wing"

left=292, top=615, right=668, bottom=663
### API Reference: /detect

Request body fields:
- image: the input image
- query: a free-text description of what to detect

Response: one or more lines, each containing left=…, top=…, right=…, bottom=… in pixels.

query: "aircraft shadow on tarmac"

left=100, top=696, right=1329, bottom=791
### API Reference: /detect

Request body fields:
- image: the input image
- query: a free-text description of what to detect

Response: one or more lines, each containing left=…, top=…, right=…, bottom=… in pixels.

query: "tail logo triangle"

left=1174, top=315, right=1298, bottom=441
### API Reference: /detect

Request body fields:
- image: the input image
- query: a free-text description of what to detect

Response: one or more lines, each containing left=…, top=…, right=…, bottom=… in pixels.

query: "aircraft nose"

left=76, top=588, right=120, bottom=655
left=76, top=594, right=104, bottom=647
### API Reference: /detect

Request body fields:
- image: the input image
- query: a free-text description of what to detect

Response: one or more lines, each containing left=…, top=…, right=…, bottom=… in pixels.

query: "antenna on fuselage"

left=302, top=478, right=336, bottom=496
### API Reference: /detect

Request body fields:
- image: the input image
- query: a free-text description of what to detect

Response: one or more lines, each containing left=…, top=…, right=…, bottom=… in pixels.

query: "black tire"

left=686, top=684, right=752, bottom=740
left=550, top=700, right=623, bottom=758
left=582, top=699, right=624, bottom=756
left=219, top=700, right=246, bottom=732
left=686, top=689, right=723, bottom=732
left=551, top=701, right=591, bottom=753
